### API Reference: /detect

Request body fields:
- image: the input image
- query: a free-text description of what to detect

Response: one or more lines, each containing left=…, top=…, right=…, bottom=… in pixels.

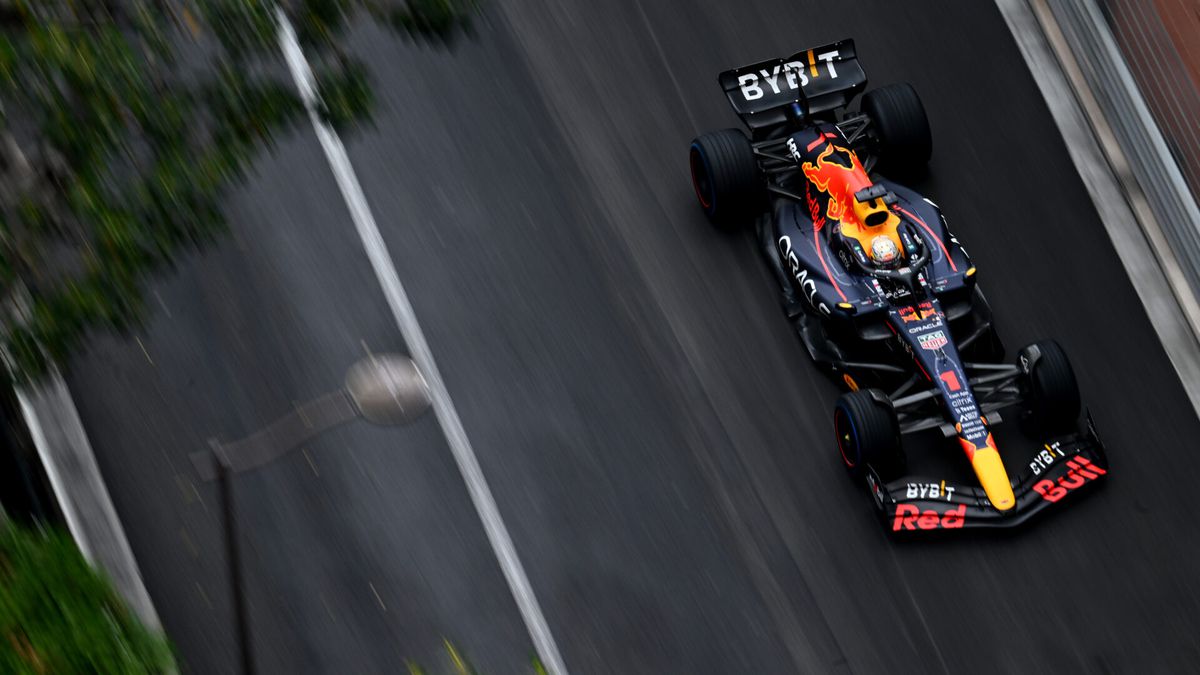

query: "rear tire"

left=834, top=389, right=906, bottom=479
left=1019, top=340, right=1081, bottom=431
left=689, top=128, right=764, bottom=229
left=862, top=83, right=932, bottom=173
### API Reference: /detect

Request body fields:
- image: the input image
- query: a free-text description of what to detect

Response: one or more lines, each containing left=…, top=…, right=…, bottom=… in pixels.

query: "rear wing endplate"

left=718, top=39, right=867, bottom=130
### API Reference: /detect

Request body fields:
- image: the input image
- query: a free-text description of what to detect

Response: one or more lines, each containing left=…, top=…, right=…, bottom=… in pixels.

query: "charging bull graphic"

left=801, top=140, right=871, bottom=225
left=797, top=131, right=903, bottom=254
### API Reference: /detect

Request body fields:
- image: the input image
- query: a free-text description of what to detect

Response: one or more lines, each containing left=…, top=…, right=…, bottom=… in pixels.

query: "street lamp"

left=190, top=353, right=432, bottom=675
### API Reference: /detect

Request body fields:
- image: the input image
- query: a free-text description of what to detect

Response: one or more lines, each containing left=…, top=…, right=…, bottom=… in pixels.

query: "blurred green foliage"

left=0, top=0, right=476, bottom=384
left=404, top=638, right=547, bottom=674
left=0, top=523, right=173, bottom=674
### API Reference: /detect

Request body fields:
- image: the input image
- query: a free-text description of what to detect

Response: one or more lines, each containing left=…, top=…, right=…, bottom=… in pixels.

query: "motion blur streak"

left=275, top=10, right=569, bottom=675
left=59, top=1, right=1200, bottom=672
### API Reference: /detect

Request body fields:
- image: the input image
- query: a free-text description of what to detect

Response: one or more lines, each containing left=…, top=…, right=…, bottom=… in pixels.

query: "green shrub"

left=0, top=0, right=478, bottom=385
left=0, top=524, right=173, bottom=674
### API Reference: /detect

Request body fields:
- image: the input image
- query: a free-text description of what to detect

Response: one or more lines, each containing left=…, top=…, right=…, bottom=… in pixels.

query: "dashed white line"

left=274, top=12, right=568, bottom=675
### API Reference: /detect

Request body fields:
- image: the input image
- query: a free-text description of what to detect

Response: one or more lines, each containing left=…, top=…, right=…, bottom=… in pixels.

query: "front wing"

left=865, top=417, right=1108, bottom=534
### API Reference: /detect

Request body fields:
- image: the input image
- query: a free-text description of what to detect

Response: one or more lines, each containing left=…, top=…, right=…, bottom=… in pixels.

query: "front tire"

left=1019, top=340, right=1081, bottom=431
left=834, top=389, right=906, bottom=479
left=862, top=83, right=932, bottom=174
left=689, top=129, right=764, bottom=229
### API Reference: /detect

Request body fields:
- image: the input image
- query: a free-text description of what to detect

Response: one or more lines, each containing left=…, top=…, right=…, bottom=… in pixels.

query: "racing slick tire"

left=1019, top=340, right=1081, bottom=431
left=689, top=129, right=764, bottom=229
left=862, top=83, right=932, bottom=173
left=833, top=389, right=906, bottom=479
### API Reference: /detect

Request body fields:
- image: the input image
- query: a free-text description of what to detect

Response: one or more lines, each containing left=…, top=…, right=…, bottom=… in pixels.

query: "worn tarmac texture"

left=66, top=1, right=1200, bottom=673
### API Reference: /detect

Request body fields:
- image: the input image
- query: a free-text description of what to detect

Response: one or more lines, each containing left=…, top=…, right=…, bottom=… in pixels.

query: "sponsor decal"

left=947, top=387, right=972, bottom=401
left=805, top=183, right=826, bottom=232
left=898, top=304, right=938, bottom=325
left=907, top=321, right=944, bottom=335
left=736, top=51, right=841, bottom=102
left=959, top=416, right=988, bottom=443
left=892, top=503, right=966, bottom=531
left=954, top=403, right=978, bottom=416
left=787, top=137, right=802, bottom=162
left=1029, top=442, right=1065, bottom=477
left=1033, top=456, right=1106, bottom=503
left=777, top=236, right=831, bottom=315
left=918, top=330, right=948, bottom=351
left=905, top=481, right=956, bottom=501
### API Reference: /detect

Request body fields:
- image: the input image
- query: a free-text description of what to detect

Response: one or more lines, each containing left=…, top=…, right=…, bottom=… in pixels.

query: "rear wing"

left=718, top=39, right=867, bottom=130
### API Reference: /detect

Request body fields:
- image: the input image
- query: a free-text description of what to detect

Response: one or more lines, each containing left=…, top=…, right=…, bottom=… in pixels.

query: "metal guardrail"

left=1096, top=0, right=1200, bottom=206
left=1043, top=0, right=1200, bottom=302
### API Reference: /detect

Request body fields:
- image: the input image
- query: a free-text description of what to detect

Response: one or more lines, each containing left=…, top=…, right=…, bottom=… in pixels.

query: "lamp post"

left=191, top=353, right=432, bottom=674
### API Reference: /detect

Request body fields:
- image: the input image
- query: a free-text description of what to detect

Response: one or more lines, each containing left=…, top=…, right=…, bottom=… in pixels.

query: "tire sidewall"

left=834, top=402, right=862, bottom=471
left=863, top=83, right=932, bottom=174
left=1020, top=341, right=1081, bottom=429
left=834, top=389, right=904, bottom=479
left=689, top=142, right=716, bottom=216
left=688, top=129, right=762, bottom=228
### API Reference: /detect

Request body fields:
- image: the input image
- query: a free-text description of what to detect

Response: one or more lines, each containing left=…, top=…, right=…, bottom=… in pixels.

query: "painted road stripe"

left=274, top=11, right=568, bottom=675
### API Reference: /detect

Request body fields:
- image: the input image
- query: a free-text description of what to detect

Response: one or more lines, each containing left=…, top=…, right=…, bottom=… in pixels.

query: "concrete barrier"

left=16, top=370, right=163, bottom=632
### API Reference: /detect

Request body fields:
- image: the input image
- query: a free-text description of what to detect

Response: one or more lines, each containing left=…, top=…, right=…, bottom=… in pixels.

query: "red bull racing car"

left=687, top=39, right=1108, bottom=534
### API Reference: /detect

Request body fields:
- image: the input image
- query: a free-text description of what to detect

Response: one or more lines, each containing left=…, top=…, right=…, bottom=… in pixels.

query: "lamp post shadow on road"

left=189, top=353, right=433, bottom=675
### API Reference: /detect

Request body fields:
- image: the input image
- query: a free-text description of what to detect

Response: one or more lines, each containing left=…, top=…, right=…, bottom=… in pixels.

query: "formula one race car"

left=688, top=39, right=1107, bottom=533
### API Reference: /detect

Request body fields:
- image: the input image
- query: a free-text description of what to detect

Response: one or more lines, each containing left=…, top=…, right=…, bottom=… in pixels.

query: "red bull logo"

left=899, top=304, right=938, bottom=323
left=805, top=184, right=826, bottom=233
left=1033, top=456, right=1106, bottom=503
left=801, top=143, right=872, bottom=227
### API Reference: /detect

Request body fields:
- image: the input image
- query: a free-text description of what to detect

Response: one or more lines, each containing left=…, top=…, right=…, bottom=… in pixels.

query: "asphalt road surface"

left=66, top=1, right=1200, bottom=673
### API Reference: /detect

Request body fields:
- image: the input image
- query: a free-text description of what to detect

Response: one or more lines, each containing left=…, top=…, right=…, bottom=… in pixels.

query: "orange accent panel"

left=838, top=209, right=903, bottom=255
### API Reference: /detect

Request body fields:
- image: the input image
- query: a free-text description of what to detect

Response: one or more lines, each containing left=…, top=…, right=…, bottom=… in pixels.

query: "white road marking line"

left=135, top=336, right=155, bottom=366
left=302, top=447, right=320, bottom=477
left=274, top=13, right=568, bottom=675
left=369, top=581, right=387, bottom=612
left=196, top=581, right=213, bottom=610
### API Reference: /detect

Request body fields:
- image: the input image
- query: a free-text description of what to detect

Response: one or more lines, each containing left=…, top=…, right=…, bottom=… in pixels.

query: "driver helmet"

left=870, top=235, right=900, bottom=267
